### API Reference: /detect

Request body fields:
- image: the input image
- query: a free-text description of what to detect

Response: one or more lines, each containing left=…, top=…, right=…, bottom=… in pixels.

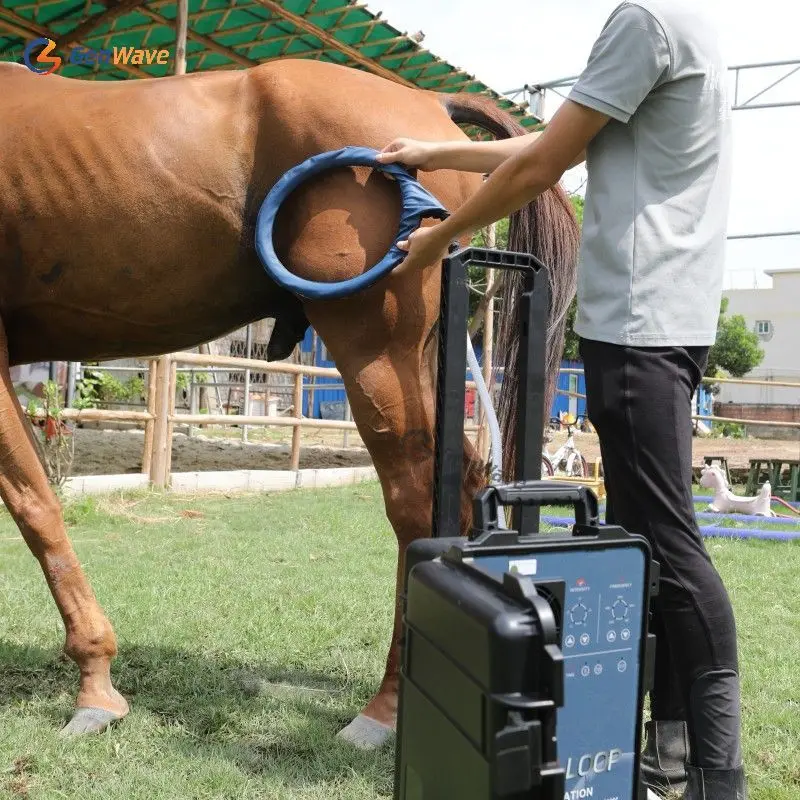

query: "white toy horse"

left=699, top=464, right=774, bottom=517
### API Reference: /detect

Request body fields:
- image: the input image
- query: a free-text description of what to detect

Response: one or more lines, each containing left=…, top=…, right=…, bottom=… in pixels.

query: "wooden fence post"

left=291, top=372, right=303, bottom=471
left=141, top=358, right=158, bottom=476
left=174, top=0, right=188, bottom=76
left=343, top=397, right=351, bottom=448
left=165, top=359, right=177, bottom=481
left=149, top=355, right=172, bottom=488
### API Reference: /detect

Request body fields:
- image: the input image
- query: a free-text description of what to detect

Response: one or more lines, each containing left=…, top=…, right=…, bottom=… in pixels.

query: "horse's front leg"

left=0, top=319, right=128, bottom=733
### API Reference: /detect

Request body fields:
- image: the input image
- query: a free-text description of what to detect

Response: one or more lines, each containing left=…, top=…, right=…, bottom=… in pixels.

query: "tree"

left=471, top=217, right=509, bottom=250
left=569, top=194, right=585, bottom=226
left=705, top=296, right=764, bottom=378
left=468, top=218, right=508, bottom=333
left=561, top=195, right=584, bottom=361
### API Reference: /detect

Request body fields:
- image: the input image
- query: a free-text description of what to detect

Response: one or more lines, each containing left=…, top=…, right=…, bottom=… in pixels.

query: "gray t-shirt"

left=568, top=0, right=733, bottom=347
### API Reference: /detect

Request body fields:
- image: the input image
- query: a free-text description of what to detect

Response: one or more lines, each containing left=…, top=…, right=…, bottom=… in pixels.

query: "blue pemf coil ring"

left=254, top=145, right=449, bottom=300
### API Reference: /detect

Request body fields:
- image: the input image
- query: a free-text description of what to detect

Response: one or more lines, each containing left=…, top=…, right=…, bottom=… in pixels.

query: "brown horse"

left=0, top=57, right=579, bottom=743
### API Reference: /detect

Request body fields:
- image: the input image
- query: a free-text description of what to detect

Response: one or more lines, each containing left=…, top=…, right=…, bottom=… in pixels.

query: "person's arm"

left=376, top=131, right=587, bottom=174
left=377, top=131, right=540, bottom=174
left=389, top=99, right=608, bottom=272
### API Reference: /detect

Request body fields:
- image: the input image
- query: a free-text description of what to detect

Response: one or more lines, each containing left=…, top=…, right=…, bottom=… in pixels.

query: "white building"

left=718, top=267, right=800, bottom=405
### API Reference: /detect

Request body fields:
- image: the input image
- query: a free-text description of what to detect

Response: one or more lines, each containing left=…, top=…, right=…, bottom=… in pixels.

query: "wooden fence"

left=33, top=353, right=800, bottom=489
left=40, top=352, right=487, bottom=487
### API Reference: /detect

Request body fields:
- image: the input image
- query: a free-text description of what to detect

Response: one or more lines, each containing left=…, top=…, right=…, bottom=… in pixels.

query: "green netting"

left=0, top=0, right=538, bottom=127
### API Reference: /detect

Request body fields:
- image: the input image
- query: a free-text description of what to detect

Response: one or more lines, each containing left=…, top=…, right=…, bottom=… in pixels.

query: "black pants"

left=579, top=337, right=742, bottom=770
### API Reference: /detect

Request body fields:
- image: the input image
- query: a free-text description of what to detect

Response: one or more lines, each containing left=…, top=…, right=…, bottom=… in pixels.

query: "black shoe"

left=684, top=764, right=748, bottom=799
left=641, top=720, right=690, bottom=795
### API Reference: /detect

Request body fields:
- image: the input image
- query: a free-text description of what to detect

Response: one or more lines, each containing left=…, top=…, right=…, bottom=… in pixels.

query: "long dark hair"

left=442, top=94, right=581, bottom=479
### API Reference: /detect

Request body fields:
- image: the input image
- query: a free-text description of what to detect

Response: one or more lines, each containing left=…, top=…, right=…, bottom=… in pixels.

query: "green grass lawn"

left=1, top=483, right=798, bottom=799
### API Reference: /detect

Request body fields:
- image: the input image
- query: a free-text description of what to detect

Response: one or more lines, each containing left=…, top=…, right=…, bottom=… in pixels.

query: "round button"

left=581, top=665, right=591, bottom=677
left=594, top=663, right=603, bottom=675
left=621, top=628, right=631, bottom=641
left=607, top=630, right=617, bottom=643
left=565, top=635, right=576, bottom=648
left=617, top=659, right=627, bottom=673
left=580, top=633, right=591, bottom=646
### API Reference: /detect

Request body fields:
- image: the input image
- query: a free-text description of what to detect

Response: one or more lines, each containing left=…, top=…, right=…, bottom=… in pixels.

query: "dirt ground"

left=68, top=427, right=373, bottom=476
left=63, top=424, right=799, bottom=477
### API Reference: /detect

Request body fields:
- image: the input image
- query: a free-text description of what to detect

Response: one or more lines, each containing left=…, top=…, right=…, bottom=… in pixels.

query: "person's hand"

left=376, top=138, right=441, bottom=171
left=394, top=222, right=453, bottom=275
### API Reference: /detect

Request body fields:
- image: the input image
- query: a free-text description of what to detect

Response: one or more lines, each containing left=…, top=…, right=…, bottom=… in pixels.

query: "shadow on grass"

left=0, top=641, right=394, bottom=791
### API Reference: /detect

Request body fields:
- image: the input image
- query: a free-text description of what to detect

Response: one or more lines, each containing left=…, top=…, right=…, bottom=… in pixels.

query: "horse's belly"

left=0, top=189, right=268, bottom=363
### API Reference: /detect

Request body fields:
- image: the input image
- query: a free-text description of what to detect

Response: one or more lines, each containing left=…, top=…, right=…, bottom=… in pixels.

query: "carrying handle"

left=473, top=480, right=599, bottom=531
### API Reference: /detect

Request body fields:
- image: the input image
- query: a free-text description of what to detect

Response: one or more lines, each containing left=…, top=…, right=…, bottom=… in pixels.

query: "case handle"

left=473, top=480, right=599, bottom=531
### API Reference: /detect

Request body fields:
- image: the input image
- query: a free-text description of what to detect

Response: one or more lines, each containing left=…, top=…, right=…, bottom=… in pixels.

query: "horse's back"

left=0, top=60, right=478, bottom=364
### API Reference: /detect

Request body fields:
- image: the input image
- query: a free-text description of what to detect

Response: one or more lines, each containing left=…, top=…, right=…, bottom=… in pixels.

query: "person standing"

left=376, top=2, right=746, bottom=798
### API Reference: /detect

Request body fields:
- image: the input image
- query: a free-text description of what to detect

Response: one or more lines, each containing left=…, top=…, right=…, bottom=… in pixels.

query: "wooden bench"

left=746, top=458, right=800, bottom=502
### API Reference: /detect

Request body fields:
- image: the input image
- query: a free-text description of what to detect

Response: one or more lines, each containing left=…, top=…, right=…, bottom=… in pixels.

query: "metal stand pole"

left=431, top=245, right=470, bottom=540
left=431, top=246, right=549, bottom=539
left=514, top=268, right=549, bottom=534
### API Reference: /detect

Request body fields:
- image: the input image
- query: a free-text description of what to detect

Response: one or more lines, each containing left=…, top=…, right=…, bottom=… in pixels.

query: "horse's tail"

left=440, top=93, right=581, bottom=480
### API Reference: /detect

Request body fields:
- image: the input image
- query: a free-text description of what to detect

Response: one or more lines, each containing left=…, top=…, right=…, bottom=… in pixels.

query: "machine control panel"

left=466, top=543, right=648, bottom=800
left=560, top=575, right=639, bottom=690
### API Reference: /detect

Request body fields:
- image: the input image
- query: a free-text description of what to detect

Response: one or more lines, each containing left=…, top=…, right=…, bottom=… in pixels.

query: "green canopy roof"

left=0, top=0, right=540, bottom=129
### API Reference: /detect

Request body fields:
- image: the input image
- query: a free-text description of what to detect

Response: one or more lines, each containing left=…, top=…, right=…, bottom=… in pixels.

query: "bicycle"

left=543, top=412, right=590, bottom=478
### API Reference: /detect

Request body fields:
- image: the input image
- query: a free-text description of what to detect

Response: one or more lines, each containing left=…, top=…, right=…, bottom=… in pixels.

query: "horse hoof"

left=59, top=707, right=122, bottom=736
left=336, top=713, right=394, bottom=750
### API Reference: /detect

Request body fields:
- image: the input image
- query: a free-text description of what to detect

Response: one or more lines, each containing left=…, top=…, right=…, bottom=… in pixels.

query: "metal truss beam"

left=506, top=58, right=800, bottom=120
left=727, top=230, right=800, bottom=241
left=730, top=59, right=800, bottom=110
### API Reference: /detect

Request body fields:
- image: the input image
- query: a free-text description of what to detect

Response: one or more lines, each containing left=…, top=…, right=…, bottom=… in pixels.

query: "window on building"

left=755, top=320, right=772, bottom=336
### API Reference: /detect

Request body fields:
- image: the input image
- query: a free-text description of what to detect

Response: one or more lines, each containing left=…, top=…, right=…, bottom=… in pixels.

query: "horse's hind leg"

left=0, top=320, right=128, bottom=733
left=305, top=308, right=485, bottom=749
